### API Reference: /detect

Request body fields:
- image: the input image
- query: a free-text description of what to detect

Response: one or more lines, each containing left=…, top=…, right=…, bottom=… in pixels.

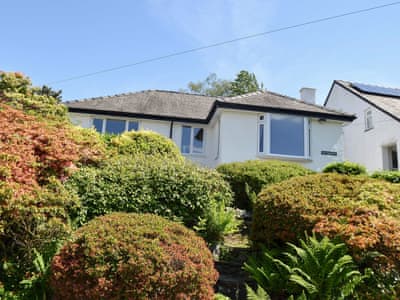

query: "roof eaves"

left=216, top=101, right=355, bottom=122
left=67, top=107, right=210, bottom=124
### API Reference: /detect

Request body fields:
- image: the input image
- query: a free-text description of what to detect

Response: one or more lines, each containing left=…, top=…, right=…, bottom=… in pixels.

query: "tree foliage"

left=186, top=73, right=232, bottom=96
left=230, top=70, right=262, bottom=96
left=185, top=70, right=263, bottom=97
left=0, top=71, right=66, bottom=121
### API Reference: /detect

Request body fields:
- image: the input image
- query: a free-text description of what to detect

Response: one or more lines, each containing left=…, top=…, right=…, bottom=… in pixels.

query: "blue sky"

left=2, top=0, right=399, bottom=104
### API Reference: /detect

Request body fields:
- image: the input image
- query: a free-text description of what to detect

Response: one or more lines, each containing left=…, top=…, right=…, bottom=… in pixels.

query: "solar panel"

left=351, top=82, right=400, bottom=98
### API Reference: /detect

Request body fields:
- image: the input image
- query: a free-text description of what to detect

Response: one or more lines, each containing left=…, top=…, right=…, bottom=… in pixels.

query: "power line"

left=48, top=1, right=400, bottom=85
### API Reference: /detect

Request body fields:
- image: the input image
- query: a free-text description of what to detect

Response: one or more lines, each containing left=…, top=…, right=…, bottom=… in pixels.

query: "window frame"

left=364, top=108, right=373, bottom=131
left=92, top=117, right=139, bottom=134
left=257, top=113, right=310, bottom=159
left=180, top=125, right=206, bottom=155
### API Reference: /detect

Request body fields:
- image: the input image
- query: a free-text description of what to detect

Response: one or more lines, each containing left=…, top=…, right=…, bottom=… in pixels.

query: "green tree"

left=0, top=71, right=66, bottom=120
left=185, top=70, right=263, bottom=97
left=186, top=73, right=232, bottom=97
left=230, top=70, right=262, bottom=96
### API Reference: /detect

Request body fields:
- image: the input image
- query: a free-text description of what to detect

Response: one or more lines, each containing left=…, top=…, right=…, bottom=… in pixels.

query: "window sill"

left=257, top=153, right=312, bottom=162
left=364, top=127, right=374, bottom=132
left=182, top=153, right=206, bottom=158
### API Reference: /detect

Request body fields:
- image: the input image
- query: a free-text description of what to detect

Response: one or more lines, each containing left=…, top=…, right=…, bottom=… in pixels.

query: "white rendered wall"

left=69, top=110, right=346, bottom=171
left=69, top=113, right=93, bottom=128
left=68, top=112, right=219, bottom=167
left=140, top=119, right=170, bottom=137
left=325, top=84, right=400, bottom=171
left=217, top=110, right=345, bottom=171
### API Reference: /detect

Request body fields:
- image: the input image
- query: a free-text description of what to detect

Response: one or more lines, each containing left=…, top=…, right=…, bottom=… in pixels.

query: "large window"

left=92, top=118, right=139, bottom=134
left=258, top=113, right=308, bottom=158
left=181, top=126, right=205, bottom=154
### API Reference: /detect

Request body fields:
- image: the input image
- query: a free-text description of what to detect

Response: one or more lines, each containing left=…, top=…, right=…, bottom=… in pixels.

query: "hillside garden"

left=0, top=71, right=400, bottom=299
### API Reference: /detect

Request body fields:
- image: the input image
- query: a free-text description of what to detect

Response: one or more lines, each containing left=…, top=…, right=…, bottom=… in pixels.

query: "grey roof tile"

left=66, top=89, right=354, bottom=122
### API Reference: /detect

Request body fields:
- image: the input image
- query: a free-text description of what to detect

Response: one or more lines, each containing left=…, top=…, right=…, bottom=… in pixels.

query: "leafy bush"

left=0, top=105, right=104, bottom=191
left=66, top=155, right=233, bottom=227
left=195, top=200, right=242, bottom=247
left=0, top=104, right=103, bottom=294
left=0, top=71, right=67, bottom=121
left=244, top=234, right=368, bottom=300
left=108, top=130, right=184, bottom=161
left=371, top=170, right=400, bottom=183
left=0, top=179, right=79, bottom=290
left=50, top=213, right=218, bottom=300
left=323, top=161, right=367, bottom=175
left=217, top=160, right=314, bottom=209
left=252, top=173, right=400, bottom=271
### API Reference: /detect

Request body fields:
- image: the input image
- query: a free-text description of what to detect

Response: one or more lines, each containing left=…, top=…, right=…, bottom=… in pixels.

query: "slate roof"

left=66, top=89, right=355, bottom=123
left=328, top=80, right=400, bottom=122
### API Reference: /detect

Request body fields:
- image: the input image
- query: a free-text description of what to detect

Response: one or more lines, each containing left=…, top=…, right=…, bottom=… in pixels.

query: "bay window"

left=258, top=113, right=309, bottom=158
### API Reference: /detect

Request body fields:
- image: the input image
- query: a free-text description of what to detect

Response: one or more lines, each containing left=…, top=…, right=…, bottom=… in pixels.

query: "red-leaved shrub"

left=0, top=104, right=104, bottom=193
left=251, top=173, right=400, bottom=270
left=50, top=213, right=218, bottom=300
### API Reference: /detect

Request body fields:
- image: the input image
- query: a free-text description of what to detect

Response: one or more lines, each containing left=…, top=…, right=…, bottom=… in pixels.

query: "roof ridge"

left=64, top=89, right=214, bottom=103
left=225, top=90, right=264, bottom=100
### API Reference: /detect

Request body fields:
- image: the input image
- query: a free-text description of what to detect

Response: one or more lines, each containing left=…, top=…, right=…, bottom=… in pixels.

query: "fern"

left=246, top=284, right=270, bottom=300
left=244, top=234, right=370, bottom=299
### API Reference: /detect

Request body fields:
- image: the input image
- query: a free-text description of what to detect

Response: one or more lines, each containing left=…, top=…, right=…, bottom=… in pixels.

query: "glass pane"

left=193, top=128, right=204, bottom=153
left=128, top=121, right=138, bottom=131
left=259, top=124, right=264, bottom=152
left=105, top=119, right=126, bottom=134
left=181, top=126, right=191, bottom=154
left=93, top=118, right=103, bottom=133
left=270, top=114, right=304, bottom=156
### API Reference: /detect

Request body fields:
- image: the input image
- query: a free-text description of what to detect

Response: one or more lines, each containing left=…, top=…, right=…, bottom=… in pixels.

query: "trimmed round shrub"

left=50, top=213, right=218, bottom=300
left=216, top=160, right=314, bottom=209
left=107, top=130, right=184, bottom=161
left=252, top=173, right=400, bottom=269
left=371, top=170, right=400, bottom=183
left=323, top=161, right=367, bottom=175
left=66, top=155, right=232, bottom=227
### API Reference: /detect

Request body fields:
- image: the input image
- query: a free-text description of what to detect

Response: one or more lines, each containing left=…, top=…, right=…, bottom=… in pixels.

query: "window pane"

left=128, top=121, right=138, bottom=131
left=270, top=114, right=304, bottom=156
left=181, top=126, right=191, bottom=154
left=93, top=118, right=103, bottom=133
left=193, top=128, right=204, bottom=153
left=105, top=119, right=126, bottom=134
left=259, top=124, right=264, bottom=152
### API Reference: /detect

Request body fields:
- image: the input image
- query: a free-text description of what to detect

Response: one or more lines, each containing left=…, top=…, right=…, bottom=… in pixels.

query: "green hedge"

left=107, top=130, right=183, bottom=161
left=251, top=173, right=400, bottom=271
left=50, top=213, right=218, bottom=300
left=371, top=170, right=400, bottom=183
left=323, top=161, right=367, bottom=175
left=216, top=160, right=314, bottom=209
left=66, top=155, right=232, bottom=227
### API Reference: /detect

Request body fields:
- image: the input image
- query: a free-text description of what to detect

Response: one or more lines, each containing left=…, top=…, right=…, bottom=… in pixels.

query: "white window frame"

left=257, top=113, right=310, bottom=159
left=181, top=125, right=206, bottom=155
left=364, top=108, right=373, bottom=131
left=92, top=117, right=139, bottom=134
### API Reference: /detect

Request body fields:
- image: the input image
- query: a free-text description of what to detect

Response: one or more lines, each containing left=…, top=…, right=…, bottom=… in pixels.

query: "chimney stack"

left=300, top=87, right=316, bottom=104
